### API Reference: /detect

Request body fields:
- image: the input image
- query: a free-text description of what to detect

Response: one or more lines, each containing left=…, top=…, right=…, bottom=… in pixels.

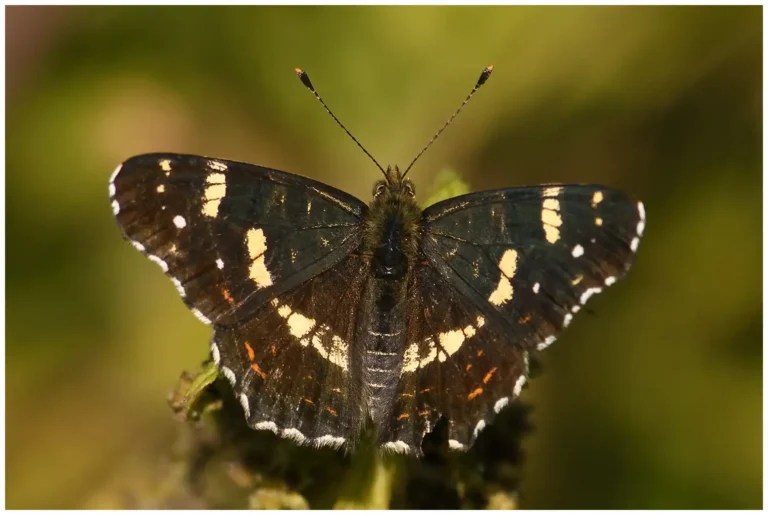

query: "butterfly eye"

left=374, top=183, right=387, bottom=198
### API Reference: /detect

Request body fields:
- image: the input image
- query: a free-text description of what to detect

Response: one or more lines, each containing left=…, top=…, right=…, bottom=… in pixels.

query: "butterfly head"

left=373, top=165, right=415, bottom=201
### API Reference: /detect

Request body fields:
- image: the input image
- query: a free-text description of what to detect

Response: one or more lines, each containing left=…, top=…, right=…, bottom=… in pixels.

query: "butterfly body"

left=358, top=168, right=422, bottom=439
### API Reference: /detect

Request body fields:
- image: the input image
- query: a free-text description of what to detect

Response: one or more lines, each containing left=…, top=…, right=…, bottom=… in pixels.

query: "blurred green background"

left=6, top=5, right=761, bottom=509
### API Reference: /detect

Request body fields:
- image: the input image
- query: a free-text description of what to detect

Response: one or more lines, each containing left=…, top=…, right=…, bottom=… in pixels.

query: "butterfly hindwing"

left=110, top=153, right=367, bottom=326
left=213, top=251, right=370, bottom=447
left=384, top=262, right=530, bottom=453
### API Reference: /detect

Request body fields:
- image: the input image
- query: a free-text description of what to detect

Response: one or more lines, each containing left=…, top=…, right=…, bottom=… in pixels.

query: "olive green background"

left=6, top=5, right=761, bottom=509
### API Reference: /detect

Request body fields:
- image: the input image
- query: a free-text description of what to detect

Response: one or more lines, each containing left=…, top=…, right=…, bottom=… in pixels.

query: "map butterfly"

left=110, top=66, right=645, bottom=455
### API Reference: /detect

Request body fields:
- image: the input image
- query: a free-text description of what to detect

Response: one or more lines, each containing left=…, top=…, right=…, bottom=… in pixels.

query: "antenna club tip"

left=295, top=68, right=314, bottom=91
left=477, top=65, right=494, bottom=87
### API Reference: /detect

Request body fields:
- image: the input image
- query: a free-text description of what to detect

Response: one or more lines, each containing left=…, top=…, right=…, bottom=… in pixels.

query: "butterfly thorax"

left=364, top=170, right=421, bottom=275
left=356, top=168, right=422, bottom=434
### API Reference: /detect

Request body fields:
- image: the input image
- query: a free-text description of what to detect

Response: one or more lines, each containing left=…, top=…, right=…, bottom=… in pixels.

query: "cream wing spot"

left=173, top=215, right=187, bottom=229
left=283, top=428, right=306, bottom=444
left=541, top=205, right=561, bottom=221
left=221, top=366, right=236, bottom=386
left=543, top=224, right=560, bottom=244
left=171, top=277, right=186, bottom=297
left=109, top=163, right=122, bottom=184
left=156, top=184, right=165, bottom=193
left=572, top=244, right=584, bottom=258
left=238, top=393, right=251, bottom=419
left=401, top=339, right=437, bottom=374
left=216, top=258, right=224, bottom=269
left=637, top=201, right=646, bottom=236
left=604, top=276, right=617, bottom=286
left=246, top=228, right=273, bottom=287
left=448, top=440, right=467, bottom=451
left=542, top=198, right=560, bottom=212
left=108, top=182, right=116, bottom=197
left=382, top=441, right=410, bottom=454
left=543, top=186, right=562, bottom=197
left=592, top=190, right=604, bottom=207
left=402, top=343, right=420, bottom=373
left=437, top=329, right=466, bottom=361
left=494, top=397, right=509, bottom=413
left=403, top=316, right=486, bottom=374
left=207, top=160, right=228, bottom=172
left=498, top=248, right=518, bottom=278
left=533, top=282, right=540, bottom=294
left=148, top=254, right=168, bottom=272
left=287, top=312, right=316, bottom=338
left=488, top=277, right=513, bottom=306
left=254, top=421, right=279, bottom=434
left=202, top=172, right=226, bottom=218
left=488, top=249, right=517, bottom=306
left=111, top=200, right=120, bottom=215
left=327, top=335, right=349, bottom=370
left=211, top=342, right=221, bottom=365
left=580, top=287, right=603, bottom=305
left=159, top=159, right=172, bottom=172
left=275, top=302, right=348, bottom=370
left=315, top=435, right=346, bottom=448
left=473, top=420, right=487, bottom=439
left=192, top=308, right=212, bottom=325
left=541, top=207, right=562, bottom=244
left=537, top=335, right=557, bottom=350
left=630, top=237, right=640, bottom=252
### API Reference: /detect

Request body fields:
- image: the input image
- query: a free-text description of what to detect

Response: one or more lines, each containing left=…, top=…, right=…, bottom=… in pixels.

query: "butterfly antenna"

left=402, top=65, right=494, bottom=179
left=295, top=68, right=388, bottom=178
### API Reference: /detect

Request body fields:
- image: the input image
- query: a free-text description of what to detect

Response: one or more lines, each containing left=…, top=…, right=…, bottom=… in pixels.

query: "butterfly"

left=109, top=66, right=645, bottom=456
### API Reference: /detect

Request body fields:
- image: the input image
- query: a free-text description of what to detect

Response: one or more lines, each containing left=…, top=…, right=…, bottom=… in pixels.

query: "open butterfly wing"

left=386, top=185, right=645, bottom=453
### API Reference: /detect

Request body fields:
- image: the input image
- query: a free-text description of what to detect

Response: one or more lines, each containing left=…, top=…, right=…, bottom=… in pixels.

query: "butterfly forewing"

left=110, top=153, right=366, bottom=326
left=422, top=185, right=644, bottom=350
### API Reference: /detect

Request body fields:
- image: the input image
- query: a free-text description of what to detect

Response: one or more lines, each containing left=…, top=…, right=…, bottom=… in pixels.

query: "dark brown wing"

left=383, top=184, right=644, bottom=454
left=213, top=252, right=370, bottom=447
left=111, top=153, right=370, bottom=447
left=110, top=153, right=366, bottom=327
left=383, top=263, right=530, bottom=454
